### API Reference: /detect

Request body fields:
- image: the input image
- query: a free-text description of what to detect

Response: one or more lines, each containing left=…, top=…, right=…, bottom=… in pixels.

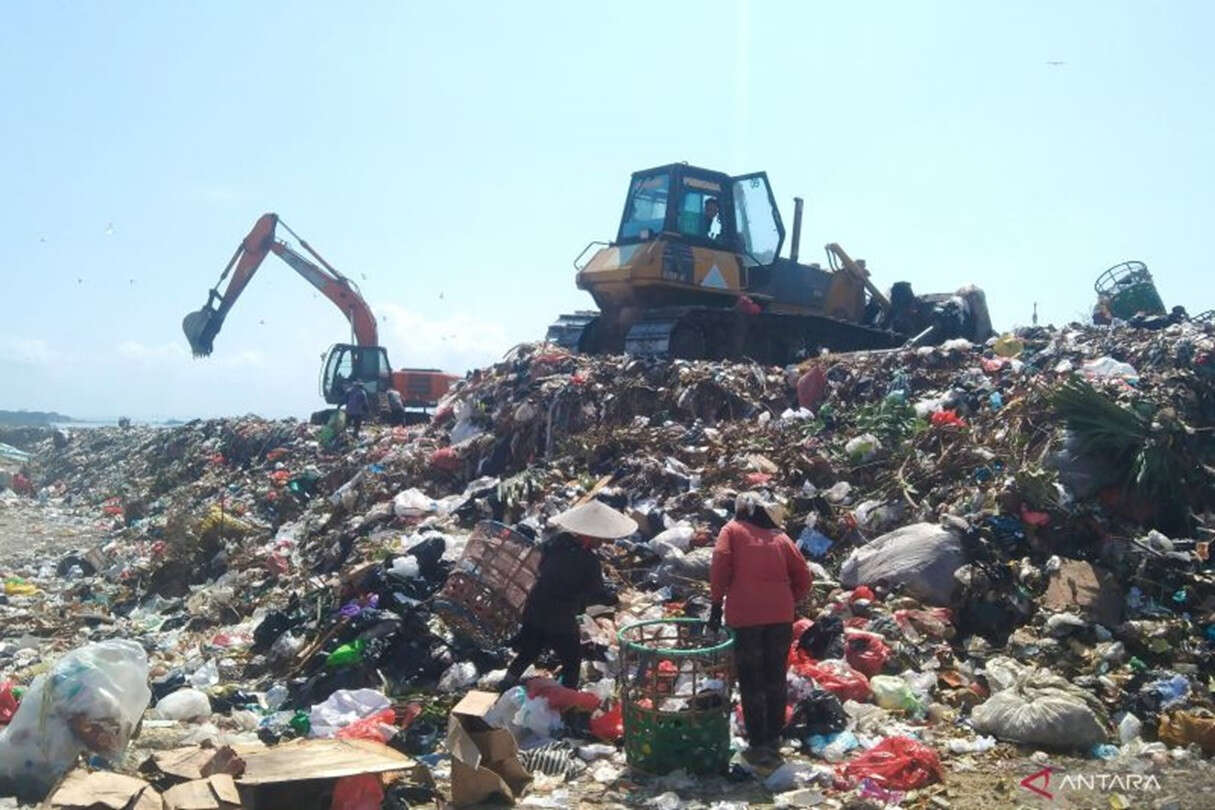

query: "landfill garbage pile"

left=0, top=320, right=1213, bottom=808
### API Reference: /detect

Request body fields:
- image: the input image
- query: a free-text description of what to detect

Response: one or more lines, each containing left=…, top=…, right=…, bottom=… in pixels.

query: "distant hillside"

left=0, top=410, right=73, bottom=426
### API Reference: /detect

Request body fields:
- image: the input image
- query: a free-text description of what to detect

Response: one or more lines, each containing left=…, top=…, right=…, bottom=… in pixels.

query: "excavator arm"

left=183, top=213, right=378, bottom=357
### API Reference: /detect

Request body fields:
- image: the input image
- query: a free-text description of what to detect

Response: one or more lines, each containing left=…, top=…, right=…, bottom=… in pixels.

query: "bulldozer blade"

left=182, top=308, right=216, bottom=357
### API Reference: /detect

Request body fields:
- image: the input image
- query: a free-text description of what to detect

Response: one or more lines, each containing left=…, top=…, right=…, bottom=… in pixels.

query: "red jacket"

left=711, top=519, right=812, bottom=628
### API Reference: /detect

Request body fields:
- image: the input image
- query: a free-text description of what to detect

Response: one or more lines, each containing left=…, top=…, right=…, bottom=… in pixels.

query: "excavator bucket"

left=182, top=305, right=218, bottom=357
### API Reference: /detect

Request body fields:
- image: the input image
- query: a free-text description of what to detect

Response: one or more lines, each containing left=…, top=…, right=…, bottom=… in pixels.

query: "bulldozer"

left=547, top=163, right=991, bottom=363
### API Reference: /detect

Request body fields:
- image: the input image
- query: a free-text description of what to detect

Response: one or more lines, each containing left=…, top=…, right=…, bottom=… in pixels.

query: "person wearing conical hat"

left=501, top=500, right=637, bottom=691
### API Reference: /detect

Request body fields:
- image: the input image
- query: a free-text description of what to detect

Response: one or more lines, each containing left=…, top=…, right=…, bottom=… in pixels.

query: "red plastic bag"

left=841, top=735, right=942, bottom=790
left=799, top=659, right=870, bottom=702
left=844, top=630, right=890, bottom=678
left=0, top=682, right=18, bottom=725
left=930, top=410, right=967, bottom=428
left=336, top=708, right=397, bottom=743
left=527, top=678, right=601, bottom=712
left=331, top=773, right=383, bottom=810
left=589, top=702, right=624, bottom=742
left=429, top=447, right=461, bottom=473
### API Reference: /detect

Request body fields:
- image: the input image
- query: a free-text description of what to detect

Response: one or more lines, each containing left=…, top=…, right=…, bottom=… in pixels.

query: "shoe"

left=742, top=745, right=781, bottom=770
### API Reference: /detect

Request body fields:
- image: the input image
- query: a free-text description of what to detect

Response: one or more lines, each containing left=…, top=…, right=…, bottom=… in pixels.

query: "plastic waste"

left=839, top=522, right=965, bottom=606
left=326, top=639, right=366, bottom=669
left=336, top=708, right=397, bottom=743
left=577, top=743, right=617, bottom=761
left=155, top=688, right=212, bottom=721
left=844, top=433, right=881, bottom=462
left=651, top=792, right=682, bottom=810
left=945, top=735, right=996, bottom=754
left=993, top=334, right=1024, bottom=357
left=844, top=631, right=890, bottom=678
left=0, top=682, right=18, bottom=725
left=189, top=659, right=219, bottom=689
left=1118, top=713, right=1142, bottom=744
left=589, top=702, right=624, bottom=742
left=0, top=640, right=151, bottom=800
left=517, top=695, right=563, bottom=739
left=1081, top=356, right=1139, bottom=384
left=309, top=689, right=391, bottom=738
left=393, top=488, right=438, bottom=518
left=796, top=527, right=834, bottom=558
left=870, top=675, right=922, bottom=713
left=841, top=735, right=943, bottom=790
left=438, top=661, right=478, bottom=692
left=649, top=523, right=695, bottom=552
left=527, top=678, right=600, bottom=711
left=762, top=760, right=817, bottom=792
left=808, top=729, right=858, bottom=762
left=265, top=684, right=288, bottom=711
left=796, top=659, right=870, bottom=702
left=389, top=556, right=420, bottom=578
left=970, top=668, right=1110, bottom=750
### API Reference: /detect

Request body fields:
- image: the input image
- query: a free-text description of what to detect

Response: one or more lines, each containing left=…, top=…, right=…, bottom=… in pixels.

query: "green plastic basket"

left=617, top=618, right=735, bottom=775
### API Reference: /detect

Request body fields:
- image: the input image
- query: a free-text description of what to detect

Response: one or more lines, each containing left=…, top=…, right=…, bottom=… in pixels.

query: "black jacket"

left=521, top=533, right=617, bottom=635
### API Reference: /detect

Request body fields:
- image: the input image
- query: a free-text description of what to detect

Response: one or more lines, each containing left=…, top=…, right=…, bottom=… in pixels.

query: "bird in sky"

left=1046, top=60, right=1066, bottom=67
left=105, top=222, right=115, bottom=235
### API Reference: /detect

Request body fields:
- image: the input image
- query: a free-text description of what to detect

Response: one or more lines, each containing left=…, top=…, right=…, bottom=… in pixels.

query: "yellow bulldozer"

left=547, top=163, right=991, bottom=363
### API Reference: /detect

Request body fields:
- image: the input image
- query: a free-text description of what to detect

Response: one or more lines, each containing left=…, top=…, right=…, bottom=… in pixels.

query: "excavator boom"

left=182, top=213, right=377, bottom=356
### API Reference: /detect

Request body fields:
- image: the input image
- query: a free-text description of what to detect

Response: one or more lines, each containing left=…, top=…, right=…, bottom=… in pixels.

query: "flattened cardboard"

left=231, top=739, right=413, bottom=785
left=162, top=775, right=241, bottom=810
left=50, top=770, right=164, bottom=810
left=447, top=690, right=532, bottom=807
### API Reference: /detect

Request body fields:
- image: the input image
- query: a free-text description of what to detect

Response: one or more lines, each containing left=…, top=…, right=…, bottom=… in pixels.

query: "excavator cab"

left=320, top=344, right=392, bottom=405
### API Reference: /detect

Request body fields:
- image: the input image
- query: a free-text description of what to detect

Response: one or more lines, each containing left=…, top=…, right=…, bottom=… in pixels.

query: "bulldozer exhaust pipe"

left=790, top=197, right=804, bottom=262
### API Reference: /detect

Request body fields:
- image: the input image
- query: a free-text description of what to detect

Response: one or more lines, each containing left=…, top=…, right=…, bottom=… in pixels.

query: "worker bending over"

left=502, top=500, right=636, bottom=690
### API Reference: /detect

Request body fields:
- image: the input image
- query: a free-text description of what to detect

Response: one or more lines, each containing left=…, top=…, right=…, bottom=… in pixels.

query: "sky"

left=2, top=1, right=1213, bottom=421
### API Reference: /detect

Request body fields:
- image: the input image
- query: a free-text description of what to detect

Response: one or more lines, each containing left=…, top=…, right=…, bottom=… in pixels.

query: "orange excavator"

left=182, top=213, right=456, bottom=422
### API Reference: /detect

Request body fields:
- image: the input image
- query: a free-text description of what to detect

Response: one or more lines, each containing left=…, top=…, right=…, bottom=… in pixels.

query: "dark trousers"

left=348, top=414, right=363, bottom=437
left=505, top=623, right=582, bottom=688
left=733, top=622, right=793, bottom=747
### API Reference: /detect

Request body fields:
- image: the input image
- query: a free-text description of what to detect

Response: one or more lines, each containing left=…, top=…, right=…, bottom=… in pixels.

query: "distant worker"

left=709, top=491, right=812, bottom=767
left=501, top=500, right=636, bottom=690
left=344, top=381, right=370, bottom=437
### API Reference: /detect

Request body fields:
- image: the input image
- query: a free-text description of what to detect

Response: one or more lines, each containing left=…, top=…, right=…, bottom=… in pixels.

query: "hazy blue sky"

left=2, top=2, right=1212, bottom=420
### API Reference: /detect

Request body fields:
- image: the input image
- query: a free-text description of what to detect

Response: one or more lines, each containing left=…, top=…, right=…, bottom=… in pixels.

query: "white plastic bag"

left=649, top=524, right=695, bottom=552
left=438, top=661, right=478, bottom=692
left=839, top=523, right=965, bottom=605
left=393, top=488, right=438, bottom=518
left=0, top=640, right=151, bottom=800
left=155, top=688, right=212, bottom=721
left=309, top=688, right=392, bottom=738
left=845, top=433, right=881, bottom=462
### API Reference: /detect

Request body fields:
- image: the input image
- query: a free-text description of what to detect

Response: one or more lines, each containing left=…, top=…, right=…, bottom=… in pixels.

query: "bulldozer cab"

left=321, top=343, right=392, bottom=405
left=617, top=164, right=785, bottom=267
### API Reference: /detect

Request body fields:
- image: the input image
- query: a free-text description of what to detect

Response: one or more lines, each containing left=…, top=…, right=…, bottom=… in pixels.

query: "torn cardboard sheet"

left=447, top=690, right=532, bottom=807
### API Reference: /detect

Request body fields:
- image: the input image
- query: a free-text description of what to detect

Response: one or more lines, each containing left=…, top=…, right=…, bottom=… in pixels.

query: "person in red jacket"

left=709, top=491, right=811, bottom=766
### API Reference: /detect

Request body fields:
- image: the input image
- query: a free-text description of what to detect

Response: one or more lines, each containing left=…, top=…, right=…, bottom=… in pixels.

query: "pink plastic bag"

left=841, top=736, right=942, bottom=790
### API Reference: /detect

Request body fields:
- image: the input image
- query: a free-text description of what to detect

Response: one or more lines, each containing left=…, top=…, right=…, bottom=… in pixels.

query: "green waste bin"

left=618, top=619, right=734, bottom=775
left=1095, top=261, right=1166, bottom=320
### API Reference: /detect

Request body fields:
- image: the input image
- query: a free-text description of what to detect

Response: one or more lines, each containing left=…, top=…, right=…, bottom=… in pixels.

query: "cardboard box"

left=446, top=690, right=532, bottom=807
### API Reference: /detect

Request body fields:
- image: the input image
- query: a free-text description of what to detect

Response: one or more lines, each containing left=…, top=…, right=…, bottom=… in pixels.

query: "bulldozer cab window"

left=676, top=189, right=723, bottom=241
left=619, top=172, right=670, bottom=241
left=732, top=173, right=784, bottom=266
